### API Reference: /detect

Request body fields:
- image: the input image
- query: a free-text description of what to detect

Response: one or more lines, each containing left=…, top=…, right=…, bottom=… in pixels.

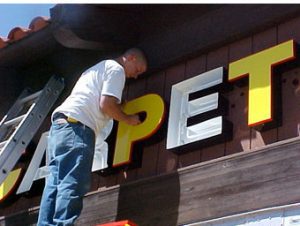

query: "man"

left=37, top=48, right=147, bottom=226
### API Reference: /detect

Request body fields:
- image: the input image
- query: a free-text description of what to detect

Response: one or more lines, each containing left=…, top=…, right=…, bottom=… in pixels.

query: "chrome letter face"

left=92, top=119, right=113, bottom=172
left=167, top=67, right=226, bottom=150
left=16, top=121, right=114, bottom=195
left=17, top=131, right=49, bottom=194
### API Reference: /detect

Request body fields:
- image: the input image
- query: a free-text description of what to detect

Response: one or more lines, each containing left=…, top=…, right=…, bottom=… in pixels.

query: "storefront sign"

left=167, top=67, right=226, bottom=149
left=0, top=40, right=296, bottom=201
left=113, top=94, right=165, bottom=167
left=229, top=39, right=295, bottom=126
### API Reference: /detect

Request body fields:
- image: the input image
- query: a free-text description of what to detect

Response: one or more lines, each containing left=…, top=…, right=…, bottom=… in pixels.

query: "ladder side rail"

left=0, top=103, right=36, bottom=177
left=0, top=88, right=31, bottom=127
left=0, top=76, right=64, bottom=185
left=0, top=89, right=32, bottom=140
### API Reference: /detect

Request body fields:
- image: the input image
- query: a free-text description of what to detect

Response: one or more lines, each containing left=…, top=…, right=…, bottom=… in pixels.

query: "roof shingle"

left=0, top=16, right=50, bottom=49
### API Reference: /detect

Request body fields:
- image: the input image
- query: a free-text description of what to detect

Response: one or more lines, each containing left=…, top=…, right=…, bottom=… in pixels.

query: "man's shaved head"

left=119, top=48, right=148, bottom=79
left=124, top=48, right=147, bottom=68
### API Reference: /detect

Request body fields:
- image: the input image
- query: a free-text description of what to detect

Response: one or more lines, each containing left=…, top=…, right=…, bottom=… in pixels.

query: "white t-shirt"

left=52, top=59, right=126, bottom=134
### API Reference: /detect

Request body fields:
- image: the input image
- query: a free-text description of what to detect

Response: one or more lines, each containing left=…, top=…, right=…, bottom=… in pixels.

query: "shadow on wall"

left=115, top=172, right=180, bottom=226
left=1, top=208, right=39, bottom=226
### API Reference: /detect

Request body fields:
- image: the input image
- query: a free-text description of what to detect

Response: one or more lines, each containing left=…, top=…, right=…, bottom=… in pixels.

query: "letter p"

left=113, top=94, right=165, bottom=167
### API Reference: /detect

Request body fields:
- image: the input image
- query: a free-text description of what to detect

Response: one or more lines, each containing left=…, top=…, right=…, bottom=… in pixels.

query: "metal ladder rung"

left=19, top=90, right=42, bottom=104
left=0, top=140, right=7, bottom=149
left=4, top=114, right=26, bottom=127
left=0, top=75, right=64, bottom=186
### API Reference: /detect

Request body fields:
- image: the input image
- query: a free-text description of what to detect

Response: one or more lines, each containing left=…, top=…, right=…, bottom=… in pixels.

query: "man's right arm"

left=100, top=95, right=141, bottom=126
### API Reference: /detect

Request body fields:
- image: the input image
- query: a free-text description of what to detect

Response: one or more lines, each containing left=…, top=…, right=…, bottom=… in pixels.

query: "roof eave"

left=0, top=25, right=57, bottom=69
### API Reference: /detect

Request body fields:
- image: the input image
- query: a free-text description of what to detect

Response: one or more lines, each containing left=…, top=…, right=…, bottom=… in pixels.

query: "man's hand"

left=125, top=114, right=141, bottom=126
left=100, top=95, right=141, bottom=126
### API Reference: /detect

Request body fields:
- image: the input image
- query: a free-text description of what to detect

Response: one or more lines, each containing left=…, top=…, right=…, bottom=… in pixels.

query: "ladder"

left=0, top=75, right=64, bottom=185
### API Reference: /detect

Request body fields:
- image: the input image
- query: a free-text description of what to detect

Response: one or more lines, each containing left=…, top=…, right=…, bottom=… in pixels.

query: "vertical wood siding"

left=115, top=15, right=300, bottom=184
left=3, top=12, right=300, bottom=222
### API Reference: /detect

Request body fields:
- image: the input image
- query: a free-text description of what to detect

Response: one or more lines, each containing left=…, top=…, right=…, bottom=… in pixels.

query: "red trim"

left=248, top=117, right=273, bottom=127
left=228, top=72, right=249, bottom=82
left=96, top=220, right=138, bottom=226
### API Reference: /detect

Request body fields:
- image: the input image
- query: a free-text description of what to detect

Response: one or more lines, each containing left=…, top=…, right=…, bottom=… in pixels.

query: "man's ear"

left=127, top=53, right=136, bottom=61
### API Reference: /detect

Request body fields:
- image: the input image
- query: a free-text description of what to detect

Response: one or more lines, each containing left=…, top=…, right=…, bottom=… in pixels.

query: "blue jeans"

left=37, top=116, right=95, bottom=226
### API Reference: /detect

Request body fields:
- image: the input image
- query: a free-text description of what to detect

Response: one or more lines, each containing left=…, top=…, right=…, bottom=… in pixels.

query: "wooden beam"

left=2, top=137, right=300, bottom=225
left=74, top=137, right=300, bottom=225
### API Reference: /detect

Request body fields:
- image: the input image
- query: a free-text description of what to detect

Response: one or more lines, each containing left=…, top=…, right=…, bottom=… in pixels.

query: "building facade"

left=0, top=4, right=300, bottom=226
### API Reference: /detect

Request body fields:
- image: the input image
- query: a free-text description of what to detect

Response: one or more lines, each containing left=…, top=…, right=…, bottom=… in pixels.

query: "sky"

left=0, top=4, right=55, bottom=37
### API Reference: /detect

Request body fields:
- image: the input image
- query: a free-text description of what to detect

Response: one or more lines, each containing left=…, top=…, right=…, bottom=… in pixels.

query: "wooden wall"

left=91, top=15, right=300, bottom=188
left=2, top=7, right=300, bottom=226
left=78, top=136, right=300, bottom=225
left=81, top=14, right=300, bottom=225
